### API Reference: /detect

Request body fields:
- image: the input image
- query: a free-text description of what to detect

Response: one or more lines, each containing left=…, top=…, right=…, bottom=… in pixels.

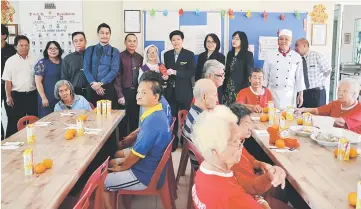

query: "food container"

left=357, top=181, right=361, bottom=209
left=337, top=138, right=350, bottom=161
left=23, top=148, right=34, bottom=175
left=268, top=101, right=275, bottom=125
left=76, top=118, right=85, bottom=136
left=106, top=100, right=112, bottom=115
left=96, top=100, right=102, bottom=115
left=26, top=124, right=36, bottom=144
left=102, top=100, right=107, bottom=115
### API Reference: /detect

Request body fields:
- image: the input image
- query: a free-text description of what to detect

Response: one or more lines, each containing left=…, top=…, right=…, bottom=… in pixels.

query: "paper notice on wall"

left=258, top=36, right=278, bottom=60
left=180, top=25, right=209, bottom=55
left=146, top=11, right=179, bottom=41
left=248, top=45, right=255, bottom=55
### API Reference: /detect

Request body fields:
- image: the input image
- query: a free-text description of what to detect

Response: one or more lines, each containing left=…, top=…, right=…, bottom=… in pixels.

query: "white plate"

left=289, top=125, right=320, bottom=137
left=310, top=134, right=338, bottom=147
left=326, top=128, right=361, bottom=144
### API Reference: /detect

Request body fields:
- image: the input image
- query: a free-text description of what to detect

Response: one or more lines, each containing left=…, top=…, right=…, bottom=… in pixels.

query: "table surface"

left=1, top=110, right=125, bottom=209
left=251, top=115, right=361, bottom=209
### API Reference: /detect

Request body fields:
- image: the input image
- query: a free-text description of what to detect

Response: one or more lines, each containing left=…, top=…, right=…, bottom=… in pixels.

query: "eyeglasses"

left=230, top=139, right=245, bottom=150
left=147, top=51, right=157, bottom=55
left=206, top=41, right=216, bottom=44
left=213, top=73, right=225, bottom=78
left=48, top=47, right=59, bottom=51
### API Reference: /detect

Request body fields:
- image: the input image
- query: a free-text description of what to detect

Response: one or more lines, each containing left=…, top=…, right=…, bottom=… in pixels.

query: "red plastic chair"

left=88, top=102, right=95, bottom=110
left=170, top=117, right=176, bottom=133
left=184, top=135, right=204, bottom=209
left=73, top=156, right=110, bottom=209
left=17, top=115, right=39, bottom=131
left=114, top=136, right=176, bottom=209
left=175, top=110, right=189, bottom=183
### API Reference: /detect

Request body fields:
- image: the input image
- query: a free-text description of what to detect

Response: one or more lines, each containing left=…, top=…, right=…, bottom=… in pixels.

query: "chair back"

left=17, top=115, right=39, bottom=131
left=74, top=156, right=110, bottom=209
left=170, top=117, right=176, bottom=133
left=178, top=110, right=188, bottom=135
left=183, top=134, right=204, bottom=164
left=89, top=102, right=95, bottom=110
left=147, top=135, right=175, bottom=190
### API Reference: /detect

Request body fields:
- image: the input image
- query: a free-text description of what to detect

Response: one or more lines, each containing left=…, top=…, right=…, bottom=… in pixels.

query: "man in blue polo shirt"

left=103, top=71, right=171, bottom=209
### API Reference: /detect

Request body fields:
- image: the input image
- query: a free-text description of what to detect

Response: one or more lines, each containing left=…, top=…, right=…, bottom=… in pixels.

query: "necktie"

left=79, top=52, right=86, bottom=88
left=131, top=55, right=138, bottom=87
left=95, top=47, right=103, bottom=81
left=302, top=57, right=310, bottom=89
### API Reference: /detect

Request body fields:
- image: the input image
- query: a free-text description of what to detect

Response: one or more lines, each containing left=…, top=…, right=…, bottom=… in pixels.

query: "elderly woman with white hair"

left=192, top=105, right=271, bottom=209
left=53, top=80, right=92, bottom=111
left=296, top=78, right=361, bottom=134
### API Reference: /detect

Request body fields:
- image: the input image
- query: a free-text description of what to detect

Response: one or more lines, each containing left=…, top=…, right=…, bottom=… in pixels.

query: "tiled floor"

left=117, top=148, right=191, bottom=209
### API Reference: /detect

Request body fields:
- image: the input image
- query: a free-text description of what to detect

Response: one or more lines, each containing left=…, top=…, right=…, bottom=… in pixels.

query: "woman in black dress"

left=196, top=33, right=225, bottom=102
left=223, top=31, right=254, bottom=106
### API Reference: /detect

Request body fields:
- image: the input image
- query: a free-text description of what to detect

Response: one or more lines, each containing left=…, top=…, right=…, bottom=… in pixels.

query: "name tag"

left=180, top=62, right=187, bottom=65
left=310, top=65, right=315, bottom=67
left=80, top=68, right=84, bottom=71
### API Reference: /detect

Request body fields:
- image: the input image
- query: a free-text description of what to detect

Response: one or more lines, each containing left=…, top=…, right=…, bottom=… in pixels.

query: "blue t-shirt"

left=131, top=104, right=172, bottom=188
left=139, top=96, right=173, bottom=126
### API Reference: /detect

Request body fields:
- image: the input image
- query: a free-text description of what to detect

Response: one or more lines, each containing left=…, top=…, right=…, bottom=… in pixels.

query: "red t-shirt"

left=192, top=165, right=263, bottom=209
left=236, top=87, right=273, bottom=108
left=231, top=148, right=257, bottom=180
left=317, top=101, right=361, bottom=134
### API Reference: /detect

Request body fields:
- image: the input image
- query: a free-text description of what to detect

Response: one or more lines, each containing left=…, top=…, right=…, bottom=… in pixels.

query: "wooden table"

left=1, top=110, right=125, bottom=209
left=250, top=115, right=361, bottom=209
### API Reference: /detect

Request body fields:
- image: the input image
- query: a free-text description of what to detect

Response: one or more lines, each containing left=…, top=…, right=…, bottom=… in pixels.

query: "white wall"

left=340, top=5, right=361, bottom=63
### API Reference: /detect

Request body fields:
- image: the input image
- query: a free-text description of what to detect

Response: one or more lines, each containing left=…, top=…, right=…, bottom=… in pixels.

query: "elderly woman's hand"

left=267, top=166, right=286, bottom=189
left=334, top=117, right=346, bottom=127
left=162, top=74, right=169, bottom=80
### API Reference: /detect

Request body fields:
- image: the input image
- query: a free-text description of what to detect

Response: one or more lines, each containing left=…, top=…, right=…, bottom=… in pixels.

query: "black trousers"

left=5, top=90, right=38, bottom=138
left=302, top=87, right=326, bottom=108
left=86, top=83, right=115, bottom=107
left=166, top=87, right=191, bottom=150
left=74, top=87, right=88, bottom=99
left=118, top=88, right=139, bottom=138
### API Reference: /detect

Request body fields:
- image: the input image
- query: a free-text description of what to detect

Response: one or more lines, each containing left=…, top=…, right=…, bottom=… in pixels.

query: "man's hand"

left=334, top=117, right=346, bottom=127
left=6, top=96, right=14, bottom=107
left=91, top=82, right=101, bottom=91
left=162, top=74, right=169, bottom=80
left=267, top=166, right=286, bottom=189
left=297, top=92, right=303, bottom=107
left=96, top=87, right=105, bottom=96
left=252, top=105, right=262, bottom=113
left=118, top=97, right=125, bottom=105
left=108, top=165, right=123, bottom=172
left=167, top=68, right=176, bottom=75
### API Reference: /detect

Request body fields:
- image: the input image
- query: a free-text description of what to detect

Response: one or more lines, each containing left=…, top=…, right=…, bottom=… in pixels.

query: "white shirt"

left=303, top=50, right=331, bottom=89
left=2, top=53, right=37, bottom=92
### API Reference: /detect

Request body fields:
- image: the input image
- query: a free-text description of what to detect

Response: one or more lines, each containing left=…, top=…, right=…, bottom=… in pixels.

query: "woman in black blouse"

left=196, top=33, right=225, bottom=102
left=196, top=33, right=225, bottom=80
left=223, top=31, right=254, bottom=106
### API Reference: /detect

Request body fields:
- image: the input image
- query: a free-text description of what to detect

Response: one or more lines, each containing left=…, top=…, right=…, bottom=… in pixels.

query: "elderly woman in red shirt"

left=296, top=78, right=361, bottom=134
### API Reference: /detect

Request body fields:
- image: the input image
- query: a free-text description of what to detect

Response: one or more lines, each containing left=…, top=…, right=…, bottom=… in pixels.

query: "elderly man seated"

left=296, top=78, right=361, bottom=134
left=53, top=80, right=92, bottom=111
left=183, top=79, right=218, bottom=169
left=102, top=71, right=171, bottom=209
left=192, top=105, right=291, bottom=209
left=236, top=68, right=273, bottom=113
left=191, top=60, right=225, bottom=105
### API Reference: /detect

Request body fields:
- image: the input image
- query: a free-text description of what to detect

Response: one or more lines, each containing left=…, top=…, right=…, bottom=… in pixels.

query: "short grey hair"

left=193, top=79, right=216, bottom=101
left=202, top=60, right=225, bottom=78
left=193, top=105, right=238, bottom=161
left=339, top=78, right=361, bottom=100
left=54, top=80, right=74, bottom=100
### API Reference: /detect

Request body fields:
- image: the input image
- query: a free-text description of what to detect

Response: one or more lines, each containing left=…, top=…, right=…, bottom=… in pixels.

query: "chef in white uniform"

left=263, top=29, right=305, bottom=109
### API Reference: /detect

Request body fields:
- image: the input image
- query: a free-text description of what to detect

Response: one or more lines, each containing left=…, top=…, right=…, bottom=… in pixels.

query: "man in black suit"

left=164, top=30, right=196, bottom=150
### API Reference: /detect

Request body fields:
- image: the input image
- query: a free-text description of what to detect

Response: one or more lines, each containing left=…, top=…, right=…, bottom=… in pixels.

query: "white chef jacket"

left=263, top=50, right=305, bottom=109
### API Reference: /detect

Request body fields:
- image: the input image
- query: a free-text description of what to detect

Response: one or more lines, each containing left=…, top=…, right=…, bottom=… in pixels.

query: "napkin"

left=269, top=145, right=297, bottom=153
left=34, top=121, right=52, bottom=127
left=251, top=116, right=260, bottom=121
left=60, top=112, right=76, bottom=116
left=253, top=129, right=269, bottom=136
left=85, top=128, right=102, bottom=135
left=1, top=142, right=24, bottom=150
left=312, top=115, right=335, bottom=131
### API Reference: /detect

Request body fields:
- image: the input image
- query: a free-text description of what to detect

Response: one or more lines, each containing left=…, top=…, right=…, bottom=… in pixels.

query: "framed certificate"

left=311, top=24, right=327, bottom=46
left=124, top=10, right=141, bottom=33
left=6, top=24, right=18, bottom=45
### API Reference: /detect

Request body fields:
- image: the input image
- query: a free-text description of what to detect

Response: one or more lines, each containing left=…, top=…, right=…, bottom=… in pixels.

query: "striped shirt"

left=183, top=104, right=203, bottom=170
left=303, top=51, right=331, bottom=89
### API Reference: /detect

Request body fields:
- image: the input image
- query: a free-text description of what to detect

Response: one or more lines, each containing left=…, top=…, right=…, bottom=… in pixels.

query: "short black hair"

left=249, top=68, right=263, bottom=77
left=71, top=31, right=86, bottom=41
left=125, top=33, right=137, bottom=41
left=43, top=41, right=63, bottom=59
left=204, top=33, right=221, bottom=52
left=228, top=103, right=252, bottom=125
left=14, top=35, right=30, bottom=46
left=97, top=23, right=111, bottom=34
left=1, top=24, right=9, bottom=38
left=169, top=30, right=184, bottom=41
left=139, top=71, right=163, bottom=101
left=232, top=31, right=249, bottom=54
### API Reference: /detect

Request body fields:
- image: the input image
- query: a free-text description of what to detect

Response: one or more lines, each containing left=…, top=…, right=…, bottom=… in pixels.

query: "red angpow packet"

left=159, top=64, right=167, bottom=76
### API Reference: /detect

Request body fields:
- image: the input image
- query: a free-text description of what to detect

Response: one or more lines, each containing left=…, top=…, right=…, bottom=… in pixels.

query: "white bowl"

left=310, top=134, right=338, bottom=147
